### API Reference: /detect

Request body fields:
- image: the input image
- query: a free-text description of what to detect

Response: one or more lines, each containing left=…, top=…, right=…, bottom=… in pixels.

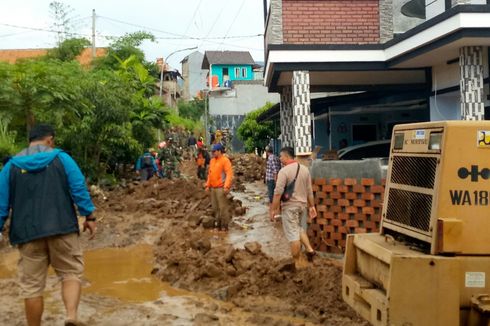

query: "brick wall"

left=282, top=0, right=380, bottom=44
left=308, top=177, right=385, bottom=253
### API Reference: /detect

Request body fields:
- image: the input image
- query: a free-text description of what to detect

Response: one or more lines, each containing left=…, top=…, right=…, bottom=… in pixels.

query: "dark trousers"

left=140, top=168, right=154, bottom=181
left=197, top=166, right=206, bottom=180
left=267, top=180, right=276, bottom=203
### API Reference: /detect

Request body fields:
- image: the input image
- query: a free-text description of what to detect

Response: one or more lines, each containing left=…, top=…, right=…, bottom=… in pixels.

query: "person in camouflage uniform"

left=158, top=138, right=182, bottom=179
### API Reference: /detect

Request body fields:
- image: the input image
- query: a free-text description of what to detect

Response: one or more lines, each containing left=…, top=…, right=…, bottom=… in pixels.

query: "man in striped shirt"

left=265, top=147, right=281, bottom=203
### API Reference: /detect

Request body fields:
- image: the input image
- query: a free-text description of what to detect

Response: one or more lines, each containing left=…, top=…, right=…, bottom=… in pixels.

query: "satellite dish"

left=401, top=0, right=426, bottom=19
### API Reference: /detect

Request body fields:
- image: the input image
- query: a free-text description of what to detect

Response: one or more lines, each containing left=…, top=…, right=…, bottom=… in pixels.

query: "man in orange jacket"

left=205, top=143, right=233, bottom=232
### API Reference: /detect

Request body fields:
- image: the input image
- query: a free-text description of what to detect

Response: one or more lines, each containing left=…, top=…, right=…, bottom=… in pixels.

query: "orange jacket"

left=206, top=155, right=233, bottom=189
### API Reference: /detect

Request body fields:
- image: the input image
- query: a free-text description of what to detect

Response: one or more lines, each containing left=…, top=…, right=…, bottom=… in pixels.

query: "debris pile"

left=95, top=178, right=246, bottom=223
left=152, top=224, right=367, bottom=325
left=228, top=154, right=266, bottom=191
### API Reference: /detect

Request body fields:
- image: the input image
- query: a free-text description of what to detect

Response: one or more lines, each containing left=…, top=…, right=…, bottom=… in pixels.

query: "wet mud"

left=0, top=162, right=366, bottom=325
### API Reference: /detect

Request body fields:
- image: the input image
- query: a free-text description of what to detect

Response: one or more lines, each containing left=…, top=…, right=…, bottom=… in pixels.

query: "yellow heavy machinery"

left=342, top=121, right=490, bottom=325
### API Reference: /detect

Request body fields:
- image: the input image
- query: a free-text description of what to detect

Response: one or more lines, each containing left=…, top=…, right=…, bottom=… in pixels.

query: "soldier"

left=158, top=138, right=181, bottom=179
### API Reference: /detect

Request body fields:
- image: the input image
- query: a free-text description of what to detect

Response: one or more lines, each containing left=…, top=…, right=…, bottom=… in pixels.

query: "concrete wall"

left=211, top=115, right=245, bottom=152
left=209, top=81, right=280, bottom=116
left=310, top=159, right=387, bottom=183
left=209, top=81, right=280, bottom=152
left=181, top=51, right=207, bottom=101
left=265, top=0, right=284, bottom=47
left=380, top=0, right=394, bottom=43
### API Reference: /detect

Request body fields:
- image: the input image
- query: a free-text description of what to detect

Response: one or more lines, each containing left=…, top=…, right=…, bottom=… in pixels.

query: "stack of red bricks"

left=308, top=178, right=385, bottom=253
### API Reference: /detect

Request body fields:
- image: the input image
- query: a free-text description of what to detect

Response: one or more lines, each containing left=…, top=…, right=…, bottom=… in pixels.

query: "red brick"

left=330, top=192, right=342, bottom=199
left=346, top=206, right=358, bottom=214
left=317, top=205, right=327, bottom=212
left=361, top=193, right=375, bottom=201
left=344, top=178, right=357, bottom=186
left=331, top=233, right=342, bottom=240
left=338, top=213, right=349, bottom=221
left=332, top=219, right=343, bottom=226
left=338, top=199, right=350, bottom=207
left=338, top=185, right=349, bottom=193
left=381, top=178, right=387, bottom=186
left=316, top=192, right=327, bottom=199
left=362, top=207, right=375, bottom=215
left=346, top=220, right=359, bottom=228
left=317, top=218, right=327, bottom=225
left=314, top=178, right=327, bottom=185
left=371, top=185, right=385, bottom=194
left=355, top=213, right=367, bottom=221
left=371, top=214, right=382, bottom=222
left=324, top=225, right=334, bottom=232
left=339, top=226, right=348, bottom=234
left=312, top=184, right=320, bottom=192
left=361, top=178, right=375, bottom=186
left=322, top=184, right=334, bottom=192
left=353, top=199, right=366, bottom=207
left=331, top=206, right=342, bottom=213
left=329, top=178, right=343, bottom=186
left=364, top=221, right=377, bottom=230
left=372, top=200, right=383, bottom=208
left=324, top=211, right=335, bottom=219
left=353, top=185, right=366, bottom=193
left=309, top=224, right=320, bottom=232
left=345, top=192, right=358, bottom=200
left=355, top=228, right=367, bottom=234
left=324, top=198, right=335, bottom=206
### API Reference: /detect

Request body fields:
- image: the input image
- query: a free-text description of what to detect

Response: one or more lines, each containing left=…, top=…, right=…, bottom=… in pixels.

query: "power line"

left=182, top=0, right=204, bottom=40
left=218, top=0, right=246, bottom=49
left=97, top=16, right=262, bottom=40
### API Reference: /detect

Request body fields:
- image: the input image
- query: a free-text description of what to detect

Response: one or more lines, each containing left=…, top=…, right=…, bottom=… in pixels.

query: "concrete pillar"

left=459, top=46, right=485, bottom=121
left=292, top=71, right=312, bottom=155
left=280, top=86, right=294, bottom=147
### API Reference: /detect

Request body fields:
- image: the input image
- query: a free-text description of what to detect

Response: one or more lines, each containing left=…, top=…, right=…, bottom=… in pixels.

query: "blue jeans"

left=267, top=180, right=276, bottom=203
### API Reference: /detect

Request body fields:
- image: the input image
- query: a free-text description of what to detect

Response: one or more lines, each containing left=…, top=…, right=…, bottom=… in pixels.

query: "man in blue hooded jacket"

left=0, top=124, right=96, bottom=326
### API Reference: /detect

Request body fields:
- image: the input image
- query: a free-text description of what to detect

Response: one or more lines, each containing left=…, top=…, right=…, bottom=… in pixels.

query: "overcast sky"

left=0, top=0, right=268, bottom=69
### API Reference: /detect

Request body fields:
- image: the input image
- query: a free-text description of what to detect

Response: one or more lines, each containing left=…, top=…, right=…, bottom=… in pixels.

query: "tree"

left=237, top=103, right=279, bottom=155
left=177, top=99, right=205, bottom=121
left=49, top=1, right=75, bottom=45
left=48, top=37, right=91, bottom=61
left=94, top=31, right=156, bottom=72
left=0, top=59, right=89, bottom=139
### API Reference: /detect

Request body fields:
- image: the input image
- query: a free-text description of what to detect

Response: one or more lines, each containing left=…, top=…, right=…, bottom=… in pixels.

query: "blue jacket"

left=0, top=147, right=95, bottom=236
left=135, top=152, right=158, bottom=171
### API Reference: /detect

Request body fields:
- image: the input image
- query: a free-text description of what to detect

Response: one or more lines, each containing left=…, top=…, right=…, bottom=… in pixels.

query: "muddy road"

left=0, top=163, right=367, bottom=325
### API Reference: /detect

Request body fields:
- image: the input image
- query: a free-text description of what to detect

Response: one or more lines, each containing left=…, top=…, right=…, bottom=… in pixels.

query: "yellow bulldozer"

left=342, top=121, right=490, bottom=325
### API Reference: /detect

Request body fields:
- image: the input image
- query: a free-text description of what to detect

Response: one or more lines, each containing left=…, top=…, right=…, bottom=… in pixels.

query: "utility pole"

left=91, top=9, right=96, bottom=59
left=263, top=0, right=268, bottom=24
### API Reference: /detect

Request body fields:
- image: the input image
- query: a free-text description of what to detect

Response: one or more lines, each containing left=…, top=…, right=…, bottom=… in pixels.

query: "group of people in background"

left=135, top=136, right=182, bottom=181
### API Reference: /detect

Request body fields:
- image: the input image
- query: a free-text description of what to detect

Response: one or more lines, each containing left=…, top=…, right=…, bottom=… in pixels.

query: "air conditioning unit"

left=381, top=121, right=490, bottom=254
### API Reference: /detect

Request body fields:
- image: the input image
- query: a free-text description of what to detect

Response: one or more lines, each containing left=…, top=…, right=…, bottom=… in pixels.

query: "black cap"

left=29, top=124, right=55, bottom=142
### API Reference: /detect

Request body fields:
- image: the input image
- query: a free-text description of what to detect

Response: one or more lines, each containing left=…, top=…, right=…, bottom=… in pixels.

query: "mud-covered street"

left=0, top=159, right=367, bottom=326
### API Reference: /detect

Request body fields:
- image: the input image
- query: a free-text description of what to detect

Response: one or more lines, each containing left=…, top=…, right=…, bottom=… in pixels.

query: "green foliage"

left=94, top=31, right=156, bottom=72
left=166, top=111, right=201, bottom=132
left=0, top=32, right=169, bottom=181
left=0, top=114, right=19, bottom=161
left=48, top=38, right=91, bottom=61
left=237, top=102, right=279, bottom=154
left=177, top=99, right=205, bottom=121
